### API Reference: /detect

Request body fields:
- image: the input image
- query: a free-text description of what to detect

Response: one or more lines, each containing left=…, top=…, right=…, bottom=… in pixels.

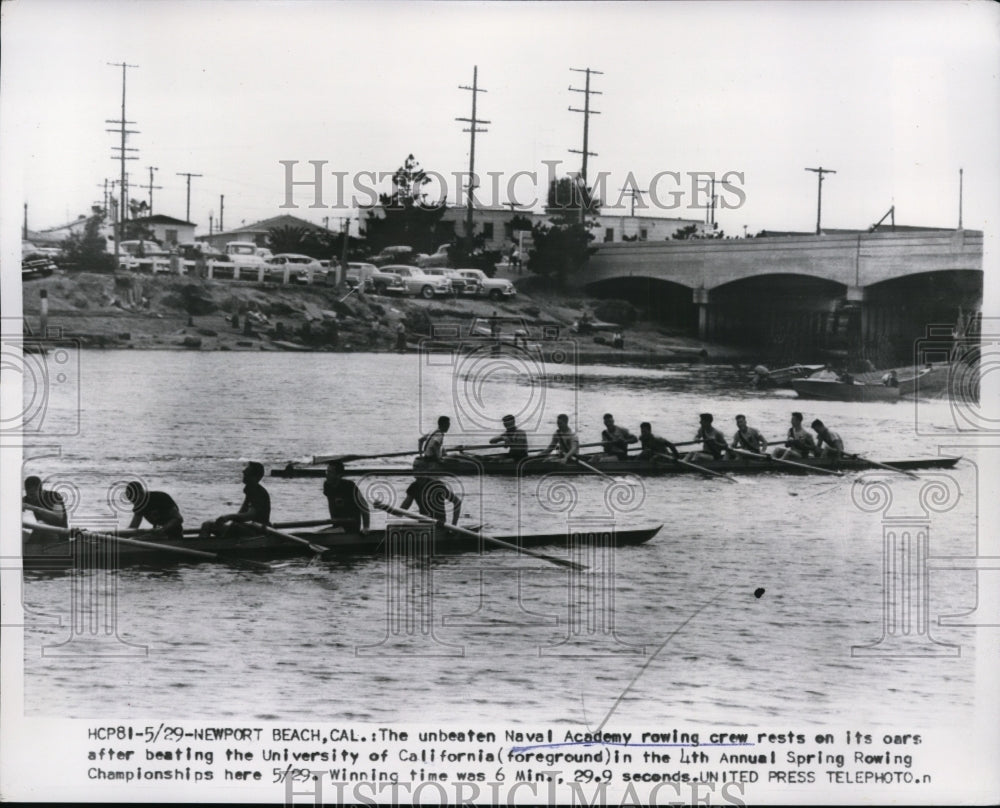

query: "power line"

left=176, top=172, right=203, bottom=224
left=145, top=166, right=162, bottom=216
left=106, top=62, right=139, bottom=267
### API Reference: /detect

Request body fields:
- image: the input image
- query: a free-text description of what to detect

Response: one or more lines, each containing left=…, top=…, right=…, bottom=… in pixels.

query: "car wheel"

left=489, top=288, right=503, bottom=301
left=421, top=285, right=435, bottom=300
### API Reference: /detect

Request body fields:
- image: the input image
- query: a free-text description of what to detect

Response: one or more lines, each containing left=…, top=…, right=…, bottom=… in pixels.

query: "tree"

left=527, top=214, right=596, bottom=286
left=364, top=154, right=447, bottom=254
left=62, top=213, right=115, bottom=272
left=545, top=176, right=601, bottom=215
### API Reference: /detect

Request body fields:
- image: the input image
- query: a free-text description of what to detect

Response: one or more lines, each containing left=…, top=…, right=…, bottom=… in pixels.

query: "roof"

left=132, top=214, right=196, bottom=226
left=213, top=214, right=332, bottom=238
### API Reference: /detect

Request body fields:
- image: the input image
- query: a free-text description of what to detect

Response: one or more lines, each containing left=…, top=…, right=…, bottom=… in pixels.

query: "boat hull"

left=23, top=524, right=662, bottom=571
left=790, top=379, right=901, bottom=401
left=271, top=455, right=959, bottom=478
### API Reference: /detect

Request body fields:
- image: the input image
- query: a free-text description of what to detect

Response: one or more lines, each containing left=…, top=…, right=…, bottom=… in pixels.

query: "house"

left=114, top=214, right=197, bottom=246
left=196, top=214, right=332, bottom=251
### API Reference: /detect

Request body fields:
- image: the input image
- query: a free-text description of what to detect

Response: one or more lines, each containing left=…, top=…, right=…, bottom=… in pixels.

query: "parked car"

left=266, top=253, right=324, bottom=282
left=420, top=267, right=473, bottom=294
left=177, top=242, right=230, bottom=263
left=378, top=265, right=452, bottom=299
left=372, top=245, right=418, bottom=267
left=345, top=262, right=378, bottom=290
left=225, top=241, right=268, bottom=279
left=417, top=243, right=453, bottom=268
left=454, top=268, right=517, bottom=300
left=117, top=239, right=171, bottom=270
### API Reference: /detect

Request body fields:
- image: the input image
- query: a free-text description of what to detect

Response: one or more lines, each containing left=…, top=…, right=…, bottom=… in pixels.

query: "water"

left=20, top=351, right=981, bottom=728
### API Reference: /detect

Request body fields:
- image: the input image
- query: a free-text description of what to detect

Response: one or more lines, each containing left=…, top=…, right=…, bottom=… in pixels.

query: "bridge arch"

left=584, top=275, right=698, bottom=332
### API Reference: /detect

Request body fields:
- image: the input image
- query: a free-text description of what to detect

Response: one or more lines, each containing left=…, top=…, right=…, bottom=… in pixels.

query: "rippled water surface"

left=21, top=351, right=981, bottom=728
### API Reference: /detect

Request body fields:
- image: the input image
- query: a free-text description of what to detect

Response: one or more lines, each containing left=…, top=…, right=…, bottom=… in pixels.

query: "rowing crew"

left=410, top=410, right=846, bottom=467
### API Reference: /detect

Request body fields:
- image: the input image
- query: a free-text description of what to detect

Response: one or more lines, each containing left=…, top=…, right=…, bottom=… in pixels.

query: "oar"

left=307, top=448, right=418, bottom=465
left=21, top=522, right=272, bottom=570
left=729, top=446, right=843, bottom=476
left=847, top=454, right=920, bottom=480
left=654, top=452, right=738, bottom=483
left=374, top=501, right=586, bottom=571
left=573, top=457, right=618, bottom=482
left=246, top=521, right=329, bottom=555
left=22, top=501, right=67, bottom=522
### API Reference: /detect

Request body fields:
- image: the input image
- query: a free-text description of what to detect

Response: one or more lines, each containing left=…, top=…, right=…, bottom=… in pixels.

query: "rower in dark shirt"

left=201, top=462, right=271, bottom=537
left=685, top=413, right=728, bottom=462
left=124, top=481, right=184, bottom=541
left=638, top=422, right=677, bottom=461
left=401, top=476, right=462, bottom=525
left=323, top=461, right=370, bottom=534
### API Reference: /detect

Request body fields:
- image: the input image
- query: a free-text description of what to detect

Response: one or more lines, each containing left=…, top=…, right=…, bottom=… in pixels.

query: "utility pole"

left=176, top=172, right=203, bottom=223
left=145, top=166, right=161, bottom=216
left=569, top=67, right=602, bottom=223
left=805, top=166, right=836, bottom=234
left=709, top=176, right=718, bottom=229
left=958, top=168, right=963, bottom=229
left=619, top=184, right=647, bottom=217
left=219, top=194, right=224, bottom=232
left=339, top=217, right=352, bottom=289
left=456, top=66, right=489, bottom=253
left=23, top=203, right=28, bottom=239
left=209, top=212, right=214, bottom=236
left=106, top=62, right=139, bottom=268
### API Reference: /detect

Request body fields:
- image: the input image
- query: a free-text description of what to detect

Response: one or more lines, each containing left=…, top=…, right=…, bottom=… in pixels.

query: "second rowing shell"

left=271, top=455, right=960, bottom=478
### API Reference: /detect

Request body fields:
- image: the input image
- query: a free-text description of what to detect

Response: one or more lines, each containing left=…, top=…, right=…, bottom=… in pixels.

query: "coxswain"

left=773, top=412, right=817, bottom=460
left=600, top=413, right=638, bottom=460
left=414, top=415, right=451, bottom=469
left=538, top=413, right=580, bottom=464
left=881, top=369, right=899, bottom=388
left=638, top=422, right=677, bottom=462
left=323, top=461, right=370, bottom=534
left=811, top=419, right=845, bottom=459
left=22, top=475, right=69, bottom=544
left=401, top=475, right=462, bottom=526
left=489, top=414, right=529, bottom=460
left=731, top=414, right=768, bottom=455
left=124, top=480, right=184, bottom=541
left=201, top=461, right=271, bottom=538
left=685, top=413, right=728, bottom=462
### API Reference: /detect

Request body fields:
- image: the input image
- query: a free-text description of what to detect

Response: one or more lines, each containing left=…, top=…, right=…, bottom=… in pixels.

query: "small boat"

left=22, top=523, right=662, bottom=571
left=749, top=363, right=825, bottom=389
left=791, top=365, right=935, bottom=401
left=271, top=454, right=960, bottom=479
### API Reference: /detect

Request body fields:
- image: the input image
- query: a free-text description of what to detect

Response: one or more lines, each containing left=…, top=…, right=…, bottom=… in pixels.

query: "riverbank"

left=21, top=269, right=756, bottom=363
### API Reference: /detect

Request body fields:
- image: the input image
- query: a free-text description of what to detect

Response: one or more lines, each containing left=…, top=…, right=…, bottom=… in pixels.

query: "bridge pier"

left=693, top=286, right=712, bottom=340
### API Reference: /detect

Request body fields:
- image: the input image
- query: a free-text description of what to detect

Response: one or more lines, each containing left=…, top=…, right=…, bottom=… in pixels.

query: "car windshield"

left=230, top=245, right=255, bottom=255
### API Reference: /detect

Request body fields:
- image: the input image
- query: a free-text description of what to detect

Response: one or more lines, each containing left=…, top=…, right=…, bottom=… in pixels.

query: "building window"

left=483, top=222, right=494, bottom=241
left=604, top=227, right=614, bottom=242
left=639, top=228, right=648, bottom=241
left=165, top=229, right=178, bottom=244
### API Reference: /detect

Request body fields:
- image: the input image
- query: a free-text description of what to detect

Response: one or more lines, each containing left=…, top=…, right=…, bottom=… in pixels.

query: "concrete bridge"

left=578, top=229, right=982, bottom=355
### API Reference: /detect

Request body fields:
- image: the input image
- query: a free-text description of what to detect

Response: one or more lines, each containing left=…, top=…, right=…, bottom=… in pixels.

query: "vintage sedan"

left=379, top=265, right=452, bottom=298
left=454, top=268, right=517, bottom=300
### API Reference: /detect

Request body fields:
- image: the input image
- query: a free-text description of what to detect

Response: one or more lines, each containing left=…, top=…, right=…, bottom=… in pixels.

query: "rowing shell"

left=271, top=455, right=960, bottom=479
left=22, top=523, right=662, bottom=571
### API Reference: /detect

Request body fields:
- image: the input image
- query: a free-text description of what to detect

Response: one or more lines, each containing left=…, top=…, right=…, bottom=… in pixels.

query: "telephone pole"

left=106, top=62, right=139, bottom=267
left=958, top=168, right=963, bottom=229
left=146, top=166, right=161, bottom=216
left=456, top=66, right=489, bottom=252
left=805, top=166, right=836, bottom=234
left=219, top=194, right=225, bottom=232
left=569, top=67, right=602, bottom=223
left=619, top=184, right=647, bottom=217
left=176, top=172, right=203, bottom=223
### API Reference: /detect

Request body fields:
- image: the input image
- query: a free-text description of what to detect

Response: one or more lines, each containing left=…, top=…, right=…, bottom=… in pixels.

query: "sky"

left=2, top=0, right=999, bottom=239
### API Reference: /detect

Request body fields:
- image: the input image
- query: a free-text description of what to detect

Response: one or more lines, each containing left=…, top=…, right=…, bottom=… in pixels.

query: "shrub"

left=594, top=299, right=638, bottom=327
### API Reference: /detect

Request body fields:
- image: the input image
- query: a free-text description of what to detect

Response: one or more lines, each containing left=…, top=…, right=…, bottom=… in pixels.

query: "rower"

left=638, top=422, right=677, bottom=462
left=22, top=475, right=68, bottom=544
left=600, top=413, right=638, bottom=460
left=685, top=413, right=728, bottom=462
left=401, top=475, right=462, bottom=526
left=730, top=414, right=768, bottom=456
left=414, top=415, right=451, bottom=470
left=323, top=461, right=370, bottom=534
left=773, top=412, right=817, bottom=460
left=537, top=413, right=580, bottom=464
left=124, top=481, right=184, bottom=541
left=201, top=462, right=271, bottom=538
left=488, top=414, right=529, bottom=460
left=811, top=419, right=845, bottom=459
